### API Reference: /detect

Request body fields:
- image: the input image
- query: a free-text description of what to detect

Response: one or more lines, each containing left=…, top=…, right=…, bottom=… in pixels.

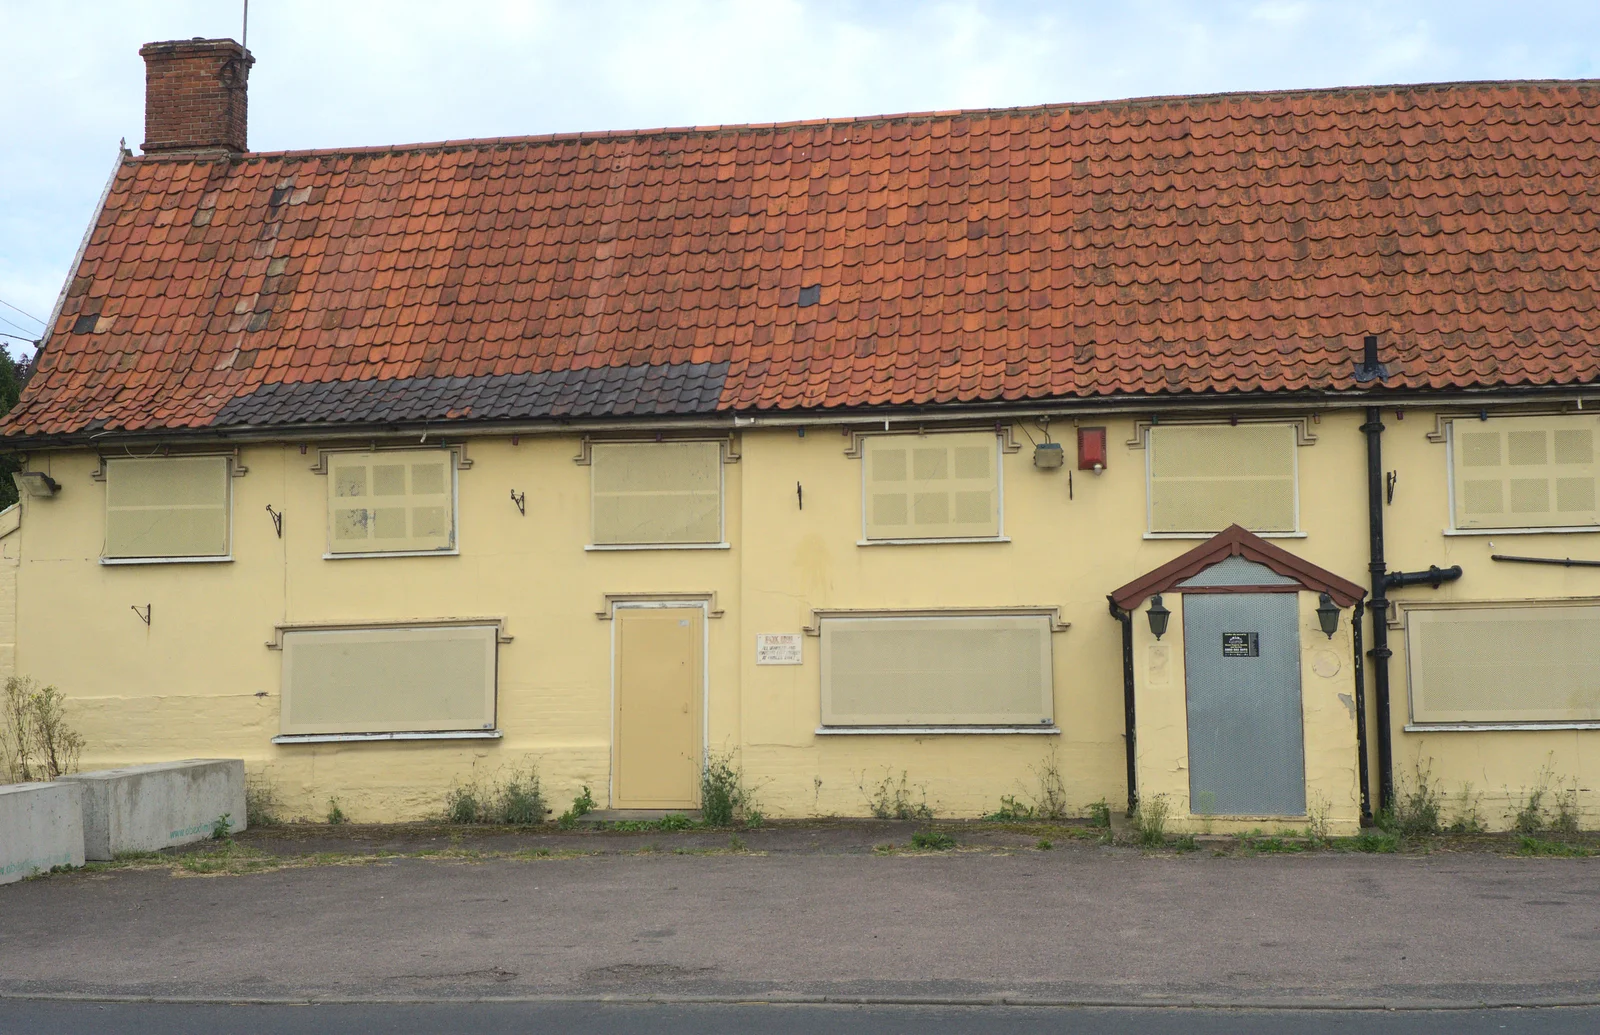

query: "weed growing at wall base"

left=444, top=765, right=547, bottom=825
left=245, top=775, right=282, bottom=827
left=701, top=750, right=761, bottom=829
left=326, top=798, right=347, bottom=825
left=557, top=786, right=597, bottom=829
left=861, top=770, right=933, bottom=821
left=1, top=676, right=83, bottom=783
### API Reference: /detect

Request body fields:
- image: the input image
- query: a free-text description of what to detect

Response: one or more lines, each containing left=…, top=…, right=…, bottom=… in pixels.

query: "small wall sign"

left=1222, top=632, right=1259, bottom=657
left=756, top=633, right=803, bottom=665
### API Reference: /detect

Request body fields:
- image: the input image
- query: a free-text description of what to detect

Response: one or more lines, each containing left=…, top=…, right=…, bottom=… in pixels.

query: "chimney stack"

left=139, top=38, right=254, bottom=155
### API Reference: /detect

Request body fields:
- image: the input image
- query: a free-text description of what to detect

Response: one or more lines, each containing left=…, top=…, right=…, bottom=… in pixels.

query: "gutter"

left=5, top=385, right=1600, bottom=453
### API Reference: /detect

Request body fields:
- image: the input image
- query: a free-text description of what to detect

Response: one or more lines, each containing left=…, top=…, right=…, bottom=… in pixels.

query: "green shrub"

left=326, top=798, right=347, bottom=825
left=1132, top=795, right=1169, bottom=847
left=701, top=751, right=758, bottom=828
left=1087, top=799, right=1112, bottom=829
left=1036, top=838, right=1054, bottom=851
left=985, top=795, right=1035, bottom=821
left=444, top=765, right=546, bottom=825
left=1, top=676, right=84, bottom=783
left=861, top=770, right=933, bottom=820
left=1517, top=836, right=1592, bottom=858
left=910, top=830, right=955, bottom=851
left=210, top=814, right=232, bottom=841
left=557, top=785, right=597, bottom=829
left=245, top=776, right=282, bottom=827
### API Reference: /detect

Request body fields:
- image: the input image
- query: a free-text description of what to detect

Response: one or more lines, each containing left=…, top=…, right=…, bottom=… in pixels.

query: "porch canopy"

left=1109, top=524, right=1367, bottom=611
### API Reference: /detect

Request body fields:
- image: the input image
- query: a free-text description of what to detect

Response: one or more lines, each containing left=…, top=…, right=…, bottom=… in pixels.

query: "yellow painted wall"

left=1378, top=409, right=1600, bottom=830
left=1133, top=591, right=1363, bottom=836
left=8, top=407, right=1600, bottom=828
left=0, top=504, right=18, bottom=680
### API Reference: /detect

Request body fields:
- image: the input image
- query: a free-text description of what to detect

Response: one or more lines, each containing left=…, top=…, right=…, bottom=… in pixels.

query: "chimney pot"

left=138, top=38, right=254, bottom=155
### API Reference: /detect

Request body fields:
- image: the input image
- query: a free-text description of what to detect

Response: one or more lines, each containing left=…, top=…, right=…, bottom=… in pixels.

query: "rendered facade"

left=5, top=39, right=1600, bottom=829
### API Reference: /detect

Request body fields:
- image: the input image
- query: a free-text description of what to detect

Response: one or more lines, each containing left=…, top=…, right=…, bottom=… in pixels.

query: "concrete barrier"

left=62, top=759, right=246, bottom=860
left=0, top=781, right=85, bottom=884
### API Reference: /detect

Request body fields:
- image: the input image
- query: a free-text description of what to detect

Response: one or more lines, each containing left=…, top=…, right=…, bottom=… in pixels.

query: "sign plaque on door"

left=1221, top=632, right=1259, bottom=657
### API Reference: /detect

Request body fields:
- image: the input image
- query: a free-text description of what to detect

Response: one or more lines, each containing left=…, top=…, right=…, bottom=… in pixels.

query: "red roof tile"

left=8, top=80, right=1600, bottom=439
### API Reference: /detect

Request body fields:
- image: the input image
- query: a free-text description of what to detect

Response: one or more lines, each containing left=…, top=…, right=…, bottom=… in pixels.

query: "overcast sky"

left=2, top=0, right=1597, bottom=357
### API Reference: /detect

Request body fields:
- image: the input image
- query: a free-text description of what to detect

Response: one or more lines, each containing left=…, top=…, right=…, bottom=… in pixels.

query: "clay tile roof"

left=8, top=79, right=1600, bottom=440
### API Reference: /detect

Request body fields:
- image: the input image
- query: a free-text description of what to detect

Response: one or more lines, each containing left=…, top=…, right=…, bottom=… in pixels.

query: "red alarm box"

left=1078, top=426, right=1107, bottom=471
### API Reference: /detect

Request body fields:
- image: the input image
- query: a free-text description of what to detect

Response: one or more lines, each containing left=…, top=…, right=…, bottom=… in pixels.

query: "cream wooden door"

left=613, top=606, right=703, bottom=809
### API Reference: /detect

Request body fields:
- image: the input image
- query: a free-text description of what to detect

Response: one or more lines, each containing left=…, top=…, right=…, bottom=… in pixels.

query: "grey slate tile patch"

left=213, top=362, right=730, bottom=427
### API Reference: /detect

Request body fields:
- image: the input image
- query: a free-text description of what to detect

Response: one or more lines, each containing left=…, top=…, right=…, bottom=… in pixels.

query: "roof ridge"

left=127, top=78, right=1600, bottom=164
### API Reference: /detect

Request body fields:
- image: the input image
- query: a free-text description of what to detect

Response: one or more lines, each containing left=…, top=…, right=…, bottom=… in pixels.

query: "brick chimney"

left=138, top=38, right=255, bottom=155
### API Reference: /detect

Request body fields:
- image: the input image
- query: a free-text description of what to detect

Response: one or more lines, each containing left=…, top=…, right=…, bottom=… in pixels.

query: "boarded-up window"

left=1148, top=424, right=1298, bottom=534
left=1407, top=604, right=1600, bottom=724
left=104, top=456, right=230, bottom=559
left=280, top=624, right=498, bottom=735
left=591, top=441, right=722, bottom=545
left=862, top=432, right=1000, bottom=540
left=820, top=615, right=1053, bottom=726
left=326, top=450, right=455, bottom=555
left=1451, top=415, right=1600, bottom=530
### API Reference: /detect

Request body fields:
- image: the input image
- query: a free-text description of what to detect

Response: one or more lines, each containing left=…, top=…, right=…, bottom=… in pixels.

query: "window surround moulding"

left=595, top=592, right=724, bottom=620
left=1425, top=402, right=1597, bottom=444
left=1125, top=415, right=1319, bottom=449
left=308, top=441, right=472, bottom=474
left=841, top=422, right=1023, bottom=458
left=802, top=605, right=1070, bottom=636
left=265, top=616, right=513, bottom=650
left=91, top=447, right=248, bottom=481
left=1386, top=595, right=1600, bottom=631
left=573, top=432, right=741, bottom=465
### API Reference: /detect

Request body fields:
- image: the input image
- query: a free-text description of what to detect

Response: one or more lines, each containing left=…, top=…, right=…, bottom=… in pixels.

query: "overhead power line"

left=0, top=313, right=41, bottom=338
left=0, top=297, right=44, bottom=327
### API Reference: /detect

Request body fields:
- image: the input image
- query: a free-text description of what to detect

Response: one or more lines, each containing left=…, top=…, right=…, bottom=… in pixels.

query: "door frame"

left=608, top=599, right=711, bottom=809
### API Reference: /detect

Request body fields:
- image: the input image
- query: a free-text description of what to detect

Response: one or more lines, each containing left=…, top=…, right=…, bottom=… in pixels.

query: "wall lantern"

left=1316, top=592, right=1340, bottom=638
left=11, top=471, right=60, bottom=498
left=1078, top=426, right=1108, bottom=472
left=1146, top=594, right=1171, bottom=640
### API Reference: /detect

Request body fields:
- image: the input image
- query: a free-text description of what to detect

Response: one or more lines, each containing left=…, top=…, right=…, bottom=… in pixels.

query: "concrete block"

left=0, top=781, right=85, bottom=884
left=62, top=759, right=246, bottom=860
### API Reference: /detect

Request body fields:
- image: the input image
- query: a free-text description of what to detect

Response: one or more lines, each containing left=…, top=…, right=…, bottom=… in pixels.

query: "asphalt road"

left=3, top=847, right=1599, bottom=1007
left=1, top=1001, right=1598, bottom=1034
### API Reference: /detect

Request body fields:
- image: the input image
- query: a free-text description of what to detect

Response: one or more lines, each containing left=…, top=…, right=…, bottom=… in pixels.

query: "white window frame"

left=584, top=439, right=729, bottom=551
left=857, top=430, right=1009, bottom=546
left=1443, top=417, right=1600, bottom=536
left=268, top=618, right=506, bottom=743
left=99, top=453, right=236, bottom=566
left=1142, top=421, right=1306, bottom=539
left=319, top=446, right=462, bottom=560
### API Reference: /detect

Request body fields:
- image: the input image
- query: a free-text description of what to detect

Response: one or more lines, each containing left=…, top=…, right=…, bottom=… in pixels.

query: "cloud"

left=3, top=0, right=1598, bottom=357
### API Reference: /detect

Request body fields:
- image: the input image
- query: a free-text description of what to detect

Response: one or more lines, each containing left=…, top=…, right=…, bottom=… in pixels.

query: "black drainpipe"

left=1108, top=596, right=1138, bottom=816
left=1361, top=400, right=1396, bottom=813
left=1357, top=335, right=1463, bottom=814
left=1351, top=599, right=1371, bottom=824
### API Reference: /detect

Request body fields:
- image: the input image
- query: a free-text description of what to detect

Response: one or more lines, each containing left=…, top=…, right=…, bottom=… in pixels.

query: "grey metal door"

left=1183, top=593, right=1306, bottom=816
